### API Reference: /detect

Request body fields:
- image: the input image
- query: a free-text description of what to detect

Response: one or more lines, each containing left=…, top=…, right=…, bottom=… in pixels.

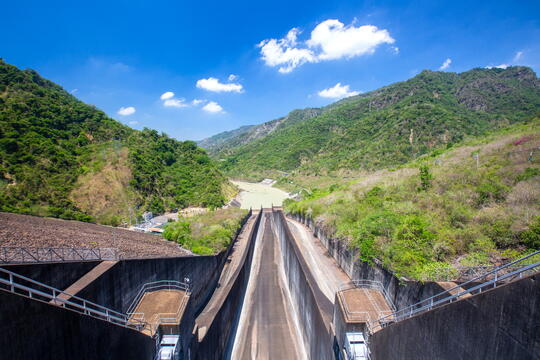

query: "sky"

left=2, top=0, right=540, bottom=140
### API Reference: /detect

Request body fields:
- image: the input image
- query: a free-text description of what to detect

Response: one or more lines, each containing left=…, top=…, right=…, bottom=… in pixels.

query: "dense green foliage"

left=0, top=59, right=228, bottom=223
left=213, top=67, right=540, bottom=178
left=163, top=208, right=248, bottom=254
left=285, top=122, right=540, bottom=280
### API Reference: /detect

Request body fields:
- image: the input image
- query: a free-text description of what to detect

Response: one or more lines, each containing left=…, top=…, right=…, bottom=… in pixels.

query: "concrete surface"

left=231, top=212, right=306, bottom=360
left=232, top=181, right=290, bottom=209
left=287, top=217, right=351, bottom=302
left=192, top=211, right=262, bottom=360
left=273, top=209, right=335, bottom=360
left=370, top=273, right=540, bottom=360
left=0, top=290, right=155, bottom=360
left=52, top=260, right=118, bottom=303
left=131, top=289, right=188, bottom=334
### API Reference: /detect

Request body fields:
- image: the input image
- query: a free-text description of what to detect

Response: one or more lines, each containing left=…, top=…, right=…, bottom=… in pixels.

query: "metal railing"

left=127, top=280, right=191, bottom=336
left=341, top=280, right=396, bottom=312
left=0, top=247, right=119, bottom=264
left=0, top=266, right=149, bottom=333
left=371, top=250, right=540, bottom=332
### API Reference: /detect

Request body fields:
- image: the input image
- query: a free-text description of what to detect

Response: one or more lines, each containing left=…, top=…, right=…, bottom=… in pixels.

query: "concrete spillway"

left=231, top=211, right=307, bottom=359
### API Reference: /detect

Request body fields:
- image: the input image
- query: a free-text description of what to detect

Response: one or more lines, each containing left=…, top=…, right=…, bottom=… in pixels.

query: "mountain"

left=284, top=120, right=540, bottom=280
left=0, top=59, right=231, bottom=225
left=206, top=67, right=540, bottom=178
left=199, top=108, right=322, bottom=156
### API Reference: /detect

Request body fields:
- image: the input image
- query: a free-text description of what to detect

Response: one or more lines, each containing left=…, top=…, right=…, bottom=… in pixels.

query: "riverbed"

left=232, top=180, right=290, bottom=209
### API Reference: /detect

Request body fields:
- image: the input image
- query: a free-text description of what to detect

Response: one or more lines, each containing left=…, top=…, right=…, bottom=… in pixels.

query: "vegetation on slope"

left=0, top=59, right=229, bottom=224
left=163, top=208, right=248, bottom=255
left=284, top=120, right=540, bottom=280
left=217, top=67, right=540, bottom=178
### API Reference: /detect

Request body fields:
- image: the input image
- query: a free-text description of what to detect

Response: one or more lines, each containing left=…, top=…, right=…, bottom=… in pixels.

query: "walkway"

left=231, top=211, right=306, bottom=360
left=130, top=289, right=189, bottom=336
left=286, top=217, right=351, bottom=302
left=50, top=260, right=118, bottom=304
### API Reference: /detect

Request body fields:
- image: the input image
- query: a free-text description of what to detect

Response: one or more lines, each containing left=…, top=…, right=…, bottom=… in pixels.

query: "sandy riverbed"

left=232, top=180, right=290, bottom=209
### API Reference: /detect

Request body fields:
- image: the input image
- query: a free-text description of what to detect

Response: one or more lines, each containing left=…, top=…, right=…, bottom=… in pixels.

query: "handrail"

left=126, top=279, right=191, bottom=336
left=126, top=280, right=191, bottom=315
left=341, top=280, right=396, bottom=312
left=0, top=246, right=119, bottom=264
left=0, top=267, right=149, bottom=333
left=372, top=251, right=540, bottom=332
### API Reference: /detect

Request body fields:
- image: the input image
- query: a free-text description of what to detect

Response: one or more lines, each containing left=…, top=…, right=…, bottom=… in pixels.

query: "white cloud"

left=163, top=98, right=188, bottom=108
left=486, top=64, right=509, bottom=69
left=258, top=20, right=394, bottom=73
left=128, top=120, right=138, bottom=125
left=391, top=46, right=399, bottom=54
left=196, top=77, right=243, bottom=93
left=192, top=99, right=205, bottom=106
left=202, top=101, right=224, bottom=113
left=307, top=20, right=395, bottom=60
left=513, top=51, right=523, bottom=62
left=117, top=106, right=136, bottom=116
left=228, top=74, right=238, bottom=81
left=70, top=89, right=78, bottom=94
left=439, top=58, right=452, bottom=70
left=318, top=83, right=360, bottom=99
left=160, top=91, right=174, bottom=100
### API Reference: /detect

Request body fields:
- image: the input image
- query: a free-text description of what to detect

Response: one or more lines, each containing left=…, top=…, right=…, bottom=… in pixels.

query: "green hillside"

left=285, top=120, right=540, bottom=280
left=214, top=67, right=540, bottom=178
left=0, top=59, right=229, bottom=225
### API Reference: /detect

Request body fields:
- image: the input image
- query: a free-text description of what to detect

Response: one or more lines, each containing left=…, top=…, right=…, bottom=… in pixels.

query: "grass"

left=163, top=208, right=248, bottom=255
left=284, top=119, right=540, bottom=280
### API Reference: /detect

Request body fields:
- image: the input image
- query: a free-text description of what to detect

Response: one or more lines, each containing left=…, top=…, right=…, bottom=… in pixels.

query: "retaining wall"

left=273, top=209, right=335, bottom=360
left=370, top=273, right=540, bottom=360
left=0, top=291, right=155, bottom=360
left=289, top=213, right=446, bottom=310
left=192, top=210, right=262, bottom=359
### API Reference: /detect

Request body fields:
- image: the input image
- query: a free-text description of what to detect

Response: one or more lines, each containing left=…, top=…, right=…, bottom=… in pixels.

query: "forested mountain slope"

left=199, top=108, right=322, bottom=156
left=0, top=59, right=230, bottom=225
left=285, top=120, right=540, bottom=280
left=211, top=67, right=540, bottom=178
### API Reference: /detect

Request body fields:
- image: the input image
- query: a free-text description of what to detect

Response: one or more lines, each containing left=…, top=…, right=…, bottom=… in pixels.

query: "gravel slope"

left=0, top=212, right=188, bottom=259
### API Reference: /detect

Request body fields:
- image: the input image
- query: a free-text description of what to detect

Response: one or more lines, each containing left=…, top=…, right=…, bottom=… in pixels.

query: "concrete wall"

left=193, top=210, right=262, bottom=360
left=370, top=273, right=540, bottom=360
left=0, top=291, right=154, bottom=360
left=4, top=260, right=102, bottom=290
left=289, top=213, right=446, bottom=310
left=273, top=209, right=335, bottom=360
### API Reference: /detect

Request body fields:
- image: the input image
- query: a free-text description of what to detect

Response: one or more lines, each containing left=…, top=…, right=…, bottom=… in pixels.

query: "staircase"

left=372, top=250, right=540, bottom=332
left=0, top=266, right=150, bottom=333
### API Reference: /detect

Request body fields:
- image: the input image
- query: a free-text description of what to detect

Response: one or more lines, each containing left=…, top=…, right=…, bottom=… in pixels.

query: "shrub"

left=520, top=216, right=540, bottom=249
left=418, top=165, right=432, bottom=191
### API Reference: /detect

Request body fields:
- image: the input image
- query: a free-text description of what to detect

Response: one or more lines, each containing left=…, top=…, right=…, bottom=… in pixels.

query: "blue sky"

left=2, top=0, right=539, bottom=140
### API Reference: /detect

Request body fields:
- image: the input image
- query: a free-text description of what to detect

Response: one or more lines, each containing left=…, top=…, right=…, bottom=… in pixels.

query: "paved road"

left=230, top=212, right=306, bottom=360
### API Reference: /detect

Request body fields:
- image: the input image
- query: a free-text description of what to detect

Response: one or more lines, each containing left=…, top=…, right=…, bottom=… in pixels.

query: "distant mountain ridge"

left=202, top=67, right=540, bottom=178
left=199, top=107, right=323, bottom=156
left=0, top=59, right=230, bottom=225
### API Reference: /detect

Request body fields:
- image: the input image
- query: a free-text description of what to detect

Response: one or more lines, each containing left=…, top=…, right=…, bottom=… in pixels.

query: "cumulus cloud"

left=163, top=98, right=188, bottom=108
left=439, top=58, right=452, bottom=70
left=318, top=83, right=360, bottom=99
left=202, top=101, right=224, bottom=113
left=192, top=99, right=205, bottom=106
left=160, top=91, right=174, bottom=100
left=117, top=106, right=136, bottom=116
left=196, top=77, right=243, bottom=93
left=486, top=64, right=509, bottom=69
left=258, top=19, right=394, bottom=73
